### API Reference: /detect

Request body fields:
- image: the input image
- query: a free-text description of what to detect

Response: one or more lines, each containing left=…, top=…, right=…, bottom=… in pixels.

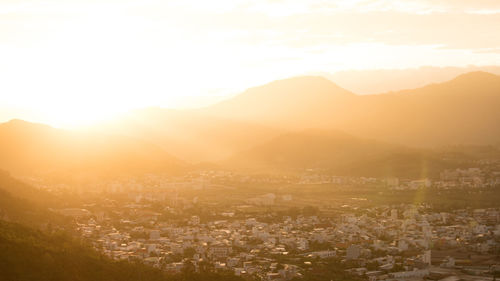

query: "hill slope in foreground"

left=0, top=220, right=170, bottom=281
left=0, top=172, right=243, bottom=281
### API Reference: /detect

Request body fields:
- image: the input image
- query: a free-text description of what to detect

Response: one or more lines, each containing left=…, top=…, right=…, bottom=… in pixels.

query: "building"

left=347, top=245, right=361, bottom=260
left=149, top=230, right=161, bottom=240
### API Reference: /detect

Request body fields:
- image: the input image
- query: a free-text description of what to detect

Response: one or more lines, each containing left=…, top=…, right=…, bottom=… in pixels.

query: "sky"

left=1, top=0, right=500, bottom=128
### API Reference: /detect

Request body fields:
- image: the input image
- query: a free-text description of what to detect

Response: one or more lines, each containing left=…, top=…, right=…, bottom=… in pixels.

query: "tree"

left=183, top=247, right=196, bottom=258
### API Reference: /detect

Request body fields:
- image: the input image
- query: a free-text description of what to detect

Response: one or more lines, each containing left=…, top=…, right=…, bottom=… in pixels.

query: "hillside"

left=0, top=170, right=78, bottom=230
left=0, top=220, right=244, bottom=281
left=0, top=184, right=63, bottom=228
left=0, top=119, right=185, bottom=177
left=0, top=170, right=57, bottom=206
left=0, top=220, right=166, bottom=281
left=225, top=130, right=465, bottom=178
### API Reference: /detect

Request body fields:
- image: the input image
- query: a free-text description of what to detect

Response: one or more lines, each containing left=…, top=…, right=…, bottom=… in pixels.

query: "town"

left=30, top=164, right=500, bottom=281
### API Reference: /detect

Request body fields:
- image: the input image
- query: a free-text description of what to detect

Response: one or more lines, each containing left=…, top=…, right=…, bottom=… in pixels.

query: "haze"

left=3, top=1, right=500, bottom=281
left=1, top=0, right=500, bottom=127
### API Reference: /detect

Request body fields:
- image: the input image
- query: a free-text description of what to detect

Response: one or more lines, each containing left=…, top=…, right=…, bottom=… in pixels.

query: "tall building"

left=422, top=250, right=431, bottom=265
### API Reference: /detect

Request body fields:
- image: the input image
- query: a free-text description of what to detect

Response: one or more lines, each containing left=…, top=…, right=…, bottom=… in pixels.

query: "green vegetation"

left=0, top=220, right=165, bottom=281
left=0, top=170, right=57, bottom=206
left=0, top=171, right=75, bottom=230
left=0, top=187, right=67, bottom=228
left=366, top=187, right=500, bottom=211
left=291, top=259, right=361, bottom=281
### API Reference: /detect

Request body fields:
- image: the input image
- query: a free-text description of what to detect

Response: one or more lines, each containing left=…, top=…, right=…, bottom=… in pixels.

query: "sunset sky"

left=1, top=0, right=500, bottom=127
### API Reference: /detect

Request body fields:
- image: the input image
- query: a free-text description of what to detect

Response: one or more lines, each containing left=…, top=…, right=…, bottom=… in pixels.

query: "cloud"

left=474, top=48, right=500, bottom=54
left=420, top=0, right=500, bottom=11
left=155, top=8, right=500, bottom=51
left=0, top=0, right=499, bottom=82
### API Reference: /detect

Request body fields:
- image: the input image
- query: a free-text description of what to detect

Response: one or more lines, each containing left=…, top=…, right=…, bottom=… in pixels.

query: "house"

left=347, top=245, right=361, bottom=260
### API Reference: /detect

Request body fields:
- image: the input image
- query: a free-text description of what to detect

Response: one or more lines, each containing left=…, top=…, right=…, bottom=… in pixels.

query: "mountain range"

left=201, top=71, right=500, bottom=147
left=1, top=71, right=500, bottom=178
left=322, top=65, right=500, bottom=95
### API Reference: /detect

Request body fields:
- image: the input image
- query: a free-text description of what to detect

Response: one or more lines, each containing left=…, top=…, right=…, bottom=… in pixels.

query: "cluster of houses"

left=69, top=202, right=500, bottom=281
left=22, top=164, right=500, bottom=199
left=437, top=168, right=500, bottom=188
left=24, top=163, right=500, bottom=280
left=385, top=167, right=500, bottom=190
left=294, top=167, right=500, bottom=190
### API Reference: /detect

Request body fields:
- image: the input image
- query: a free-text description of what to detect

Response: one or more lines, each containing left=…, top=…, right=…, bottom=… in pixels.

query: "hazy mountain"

left=97, top=108, right=286, bottom=163
left=203, top=71, right=500, bottom=148
left=97, top=71, right=500, bottom=165
left=97, top=76, right=354, bottom=162
left=203, top=76, right=357, bottom=129
left=322, top=65, right=500, bottom=95
left=338, top=71, right=500, bottom=147
left=4, top=71, right=498, bottom=170
left=225, top=129, right=461, bottom=178
left=0, top=119, right=184, bottom=177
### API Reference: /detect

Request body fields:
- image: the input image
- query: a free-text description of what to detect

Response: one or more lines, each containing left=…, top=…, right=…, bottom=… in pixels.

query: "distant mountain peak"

left=246, top=75, right=353, bottom=96
left=208, top=75, right=354, bottom=110
left=1, top=119, right=53, bottom=131
left=5, top=119, right=32, bottom=125
left=450, top=71, right=499, bottom=83
left=264, top=75, right=338, bottom=86
left=203, top=75, right=356, bottom=128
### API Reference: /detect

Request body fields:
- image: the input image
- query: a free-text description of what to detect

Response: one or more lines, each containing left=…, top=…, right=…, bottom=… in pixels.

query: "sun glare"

left=39, top=105, right=124, bottom=129
left=2, top=1, right=500, bottom=281
left=1, top=0, right=500, bottom=128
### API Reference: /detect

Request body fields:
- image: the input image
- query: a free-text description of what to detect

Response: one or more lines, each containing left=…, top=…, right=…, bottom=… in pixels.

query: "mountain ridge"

left=0, top=120, right=185, bottom=178
left=223, top=129, right=460, bottom=177
left=2, top=71, right=500, bottom=170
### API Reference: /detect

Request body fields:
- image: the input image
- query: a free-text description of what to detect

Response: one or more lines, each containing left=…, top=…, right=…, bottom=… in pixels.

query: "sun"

left=38, top=104, right=126, bottom=129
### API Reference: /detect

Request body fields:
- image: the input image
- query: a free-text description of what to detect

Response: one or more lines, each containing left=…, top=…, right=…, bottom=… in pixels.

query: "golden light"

left=1, top=0, right=499, bottom=128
